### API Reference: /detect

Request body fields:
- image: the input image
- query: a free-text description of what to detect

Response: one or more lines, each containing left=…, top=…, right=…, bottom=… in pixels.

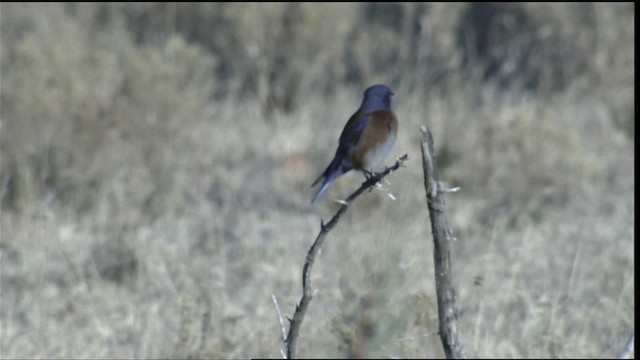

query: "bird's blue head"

left=359, top=84, right=394, bottom=113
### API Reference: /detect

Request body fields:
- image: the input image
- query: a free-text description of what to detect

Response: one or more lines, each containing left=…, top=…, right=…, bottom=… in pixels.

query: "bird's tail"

left=311, top=170, right=342, bottom=204
left=311, top=155, right=346, bottom=204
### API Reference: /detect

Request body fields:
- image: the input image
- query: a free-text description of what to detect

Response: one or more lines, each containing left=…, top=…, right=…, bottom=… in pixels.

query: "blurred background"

left=0, top=3, right=634, bottom=358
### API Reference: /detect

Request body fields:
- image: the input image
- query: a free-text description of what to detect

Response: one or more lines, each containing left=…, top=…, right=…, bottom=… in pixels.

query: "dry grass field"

left=0, top=3, right=634, bottom=359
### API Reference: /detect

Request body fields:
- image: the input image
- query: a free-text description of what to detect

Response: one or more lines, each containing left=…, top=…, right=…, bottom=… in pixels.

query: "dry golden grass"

left=1, top=3, right=634, bottom=359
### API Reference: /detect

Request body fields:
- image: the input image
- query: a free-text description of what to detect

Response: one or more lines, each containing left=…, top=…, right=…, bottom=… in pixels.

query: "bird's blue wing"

left=339, top=112, right=371, bottom=148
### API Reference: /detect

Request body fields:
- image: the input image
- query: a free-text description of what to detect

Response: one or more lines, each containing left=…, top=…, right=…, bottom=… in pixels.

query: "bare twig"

left=420, top=126, right=466, bottom=359
left=272, top=294, right=287, bottom=359
left=285, top=154, right=409, bottom=359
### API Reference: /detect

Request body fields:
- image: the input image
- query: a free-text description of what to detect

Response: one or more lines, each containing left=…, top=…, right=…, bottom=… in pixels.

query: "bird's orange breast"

left=347, top=111, right=398, bottom=171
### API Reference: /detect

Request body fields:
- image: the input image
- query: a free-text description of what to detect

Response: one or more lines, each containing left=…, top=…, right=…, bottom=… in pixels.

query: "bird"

left=311, top=84, right=398, bottom=204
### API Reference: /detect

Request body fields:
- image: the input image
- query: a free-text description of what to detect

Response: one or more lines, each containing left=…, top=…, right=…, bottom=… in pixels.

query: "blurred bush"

left=0, top=3, right=634, bottom=214
left=1, top=4, right=216, bottom=213
left=457, top=3, right=593, bottom=91
left=0, top=5, right=634, bottom=358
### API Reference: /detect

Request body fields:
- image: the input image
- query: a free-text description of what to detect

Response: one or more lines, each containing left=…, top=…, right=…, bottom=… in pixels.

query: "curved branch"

left=285, top=154, right=409, bottom=359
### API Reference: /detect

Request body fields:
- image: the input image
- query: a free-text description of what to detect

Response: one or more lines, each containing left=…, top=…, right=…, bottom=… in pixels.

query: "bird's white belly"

left=363, top=135, right=396, bottom=171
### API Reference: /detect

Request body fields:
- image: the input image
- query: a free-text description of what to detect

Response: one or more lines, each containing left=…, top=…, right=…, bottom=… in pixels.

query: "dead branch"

left=284, top=154, right=409, bottom=359
left=420, top=125, right=466, bottom=359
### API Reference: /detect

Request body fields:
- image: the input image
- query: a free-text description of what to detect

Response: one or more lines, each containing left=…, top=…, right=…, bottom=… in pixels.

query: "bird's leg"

left=364, top=169, right=391, bottom=186
left=361, top=169, right=397, bottom=200
left=362, top=169, right=375, bottom=181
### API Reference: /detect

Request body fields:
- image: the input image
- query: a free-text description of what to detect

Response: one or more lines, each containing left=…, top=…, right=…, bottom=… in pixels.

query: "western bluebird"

left=311, top=84, right=398, bottom=203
